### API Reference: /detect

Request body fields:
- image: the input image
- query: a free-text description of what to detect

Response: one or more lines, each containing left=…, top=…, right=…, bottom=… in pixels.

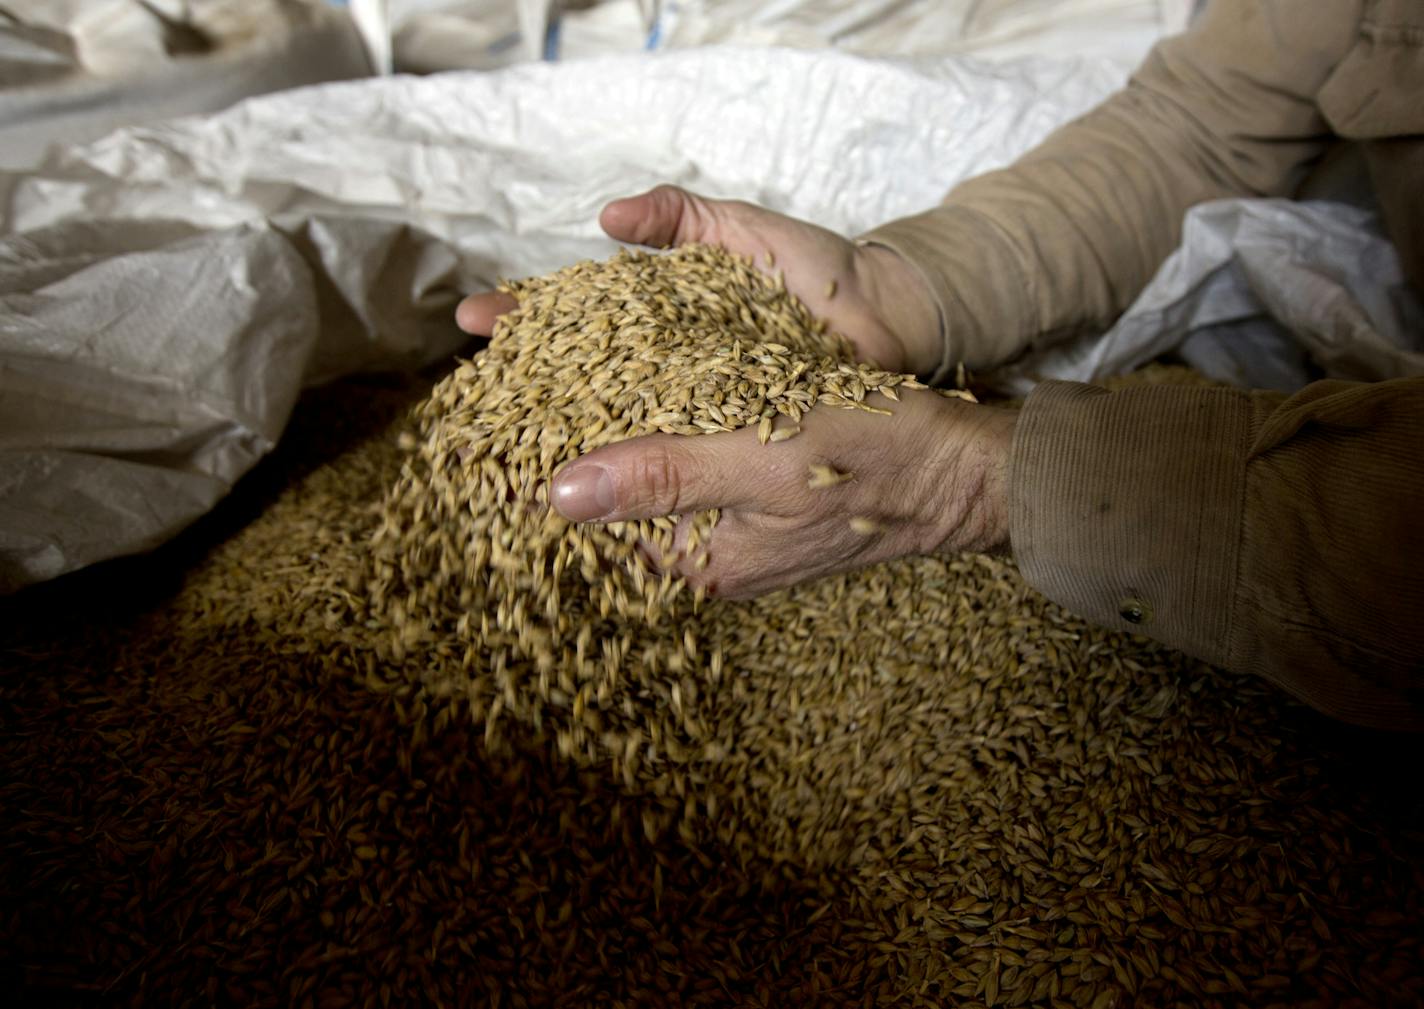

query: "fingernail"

left=554, top=464, right=616, bottom=522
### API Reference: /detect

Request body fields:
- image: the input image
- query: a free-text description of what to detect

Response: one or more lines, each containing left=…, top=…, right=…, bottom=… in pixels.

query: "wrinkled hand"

left=455, top=186, right=1005, bottom=598
left=552, top=389, right=1016, bottom=599
left=456, top=185, right=943, bottom=374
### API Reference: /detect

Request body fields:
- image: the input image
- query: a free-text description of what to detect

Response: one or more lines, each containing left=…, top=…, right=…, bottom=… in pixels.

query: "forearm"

left=1009, top=375, right=1424, bottom=730
left=863, top=1, right=1361, bottom=381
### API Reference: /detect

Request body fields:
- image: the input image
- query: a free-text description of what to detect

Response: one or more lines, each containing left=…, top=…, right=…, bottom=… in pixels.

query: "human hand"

left=550, top=388, right=1016, bottom=599
left=455, top=185, right=943, bottom=375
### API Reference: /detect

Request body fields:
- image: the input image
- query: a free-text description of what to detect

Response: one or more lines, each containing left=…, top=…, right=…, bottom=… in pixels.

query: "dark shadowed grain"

left=2, top=251, right=1422, bottom=1008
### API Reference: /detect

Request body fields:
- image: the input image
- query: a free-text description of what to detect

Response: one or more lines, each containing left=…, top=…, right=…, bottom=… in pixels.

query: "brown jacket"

left=865, top=0, right=1424, bottom=729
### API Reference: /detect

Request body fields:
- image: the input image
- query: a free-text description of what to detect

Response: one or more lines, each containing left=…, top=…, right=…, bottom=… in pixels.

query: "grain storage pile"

left=2, top=248, right=1423, bottom=1008
left=366, top=244, right=983, bottom=865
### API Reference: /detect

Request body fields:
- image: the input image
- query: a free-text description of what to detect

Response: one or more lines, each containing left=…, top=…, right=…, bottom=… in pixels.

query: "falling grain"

left=3, top=238, right=1420, bottom=1009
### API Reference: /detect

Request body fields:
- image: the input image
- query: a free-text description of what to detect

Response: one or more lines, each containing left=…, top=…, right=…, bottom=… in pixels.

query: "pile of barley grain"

left=2, top=261, right=1423, bottom=1007
left=366, top=245, right=976, bottom=828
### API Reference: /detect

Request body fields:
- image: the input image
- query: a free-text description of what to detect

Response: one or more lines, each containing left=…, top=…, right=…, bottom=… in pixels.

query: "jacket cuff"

left=857, top=205, right=1034, bottom=385
left=1008, top=380, right=1253, bottom=667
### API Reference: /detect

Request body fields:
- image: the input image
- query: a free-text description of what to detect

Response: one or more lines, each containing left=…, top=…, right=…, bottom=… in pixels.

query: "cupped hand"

left=455, top=185, right=943, bottom=375
left=550, top=389, right=1016, bottom=600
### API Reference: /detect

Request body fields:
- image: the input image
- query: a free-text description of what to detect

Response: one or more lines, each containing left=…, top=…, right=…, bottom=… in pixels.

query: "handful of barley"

left=368, top=245, right=928, bottom=778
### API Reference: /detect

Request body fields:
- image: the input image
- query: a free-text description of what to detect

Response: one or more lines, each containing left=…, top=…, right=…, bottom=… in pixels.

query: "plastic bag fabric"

left=375, top=0, right=1193, bottom=71
left=0, top=1, right=341, bottom=79
left=990, top=199, right=1424, bottom=395
left=0, top=2, right=371, bottom=171
left=0, top=220, right=315, bottom=588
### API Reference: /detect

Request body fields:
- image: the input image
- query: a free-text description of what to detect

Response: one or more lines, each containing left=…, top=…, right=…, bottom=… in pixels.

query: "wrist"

left=923, top=400, right=1016, bottom=557
left=852, top=241, right=944, bottom=378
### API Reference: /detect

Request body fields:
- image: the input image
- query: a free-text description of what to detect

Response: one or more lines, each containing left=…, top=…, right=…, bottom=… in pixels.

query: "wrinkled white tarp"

left=3, top=44, right=1419, bottom=593
left=375, top=0, right=1195, bottom=72
left=998, top=199, right=1424, bottom=394
left=0, top=0, right=332, bottom=78
left=0, top=220, right=316, bottom=584
left=0, top=1, right=371, bottom=170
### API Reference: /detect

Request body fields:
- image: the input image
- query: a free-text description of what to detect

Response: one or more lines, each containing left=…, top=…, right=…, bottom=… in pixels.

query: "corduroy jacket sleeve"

left=863, top=1, right=1424, bottom=728
left=861, top=1, right=1363, bottom=382
left=1010, top=377, right=1424, bottom=730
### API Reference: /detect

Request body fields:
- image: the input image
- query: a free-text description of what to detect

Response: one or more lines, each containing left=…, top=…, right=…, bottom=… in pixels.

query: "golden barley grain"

left=3, top=245, right=1418, bottom=1009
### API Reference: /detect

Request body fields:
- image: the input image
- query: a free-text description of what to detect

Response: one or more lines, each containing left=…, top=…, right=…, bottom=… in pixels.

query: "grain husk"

left=3, top=247, right=1422, bottom=1008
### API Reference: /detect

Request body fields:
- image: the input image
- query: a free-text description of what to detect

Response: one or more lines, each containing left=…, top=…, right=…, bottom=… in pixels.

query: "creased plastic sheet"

left=0, top=209, right=486, bottom=591
left=0, top=2, right=371, bottom=171
left=0, top=48, right=1127, bottom=590
left=376, top=0, right=1195, bottom=72
left=0, top=1, right=338, bottom=79
left=992, top=199, right=1424, bottom=395
left=0, top=220, right=315, bottom=586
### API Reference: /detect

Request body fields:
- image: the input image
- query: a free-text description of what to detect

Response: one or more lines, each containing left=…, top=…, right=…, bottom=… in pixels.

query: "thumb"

left=599, top=184, right=717, bottom=249
left=455, top=291, right=517, bottom=336
left=551, top=430, right=756, bottom=523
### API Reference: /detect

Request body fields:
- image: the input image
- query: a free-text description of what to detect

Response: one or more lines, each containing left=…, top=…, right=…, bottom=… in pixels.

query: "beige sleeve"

left=861, top=0, right=1363, bottom=383
left=1009, top=376, right=1424, bottom=731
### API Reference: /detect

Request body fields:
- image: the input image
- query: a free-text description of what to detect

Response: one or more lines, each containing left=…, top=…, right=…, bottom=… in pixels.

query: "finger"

left=552, top=429, right=762, bottom=523
left=599, top=184, right=716, bottom=249
left=455, top=291, right=518, bottom=336
left=631, top=515, right=695, bottom=575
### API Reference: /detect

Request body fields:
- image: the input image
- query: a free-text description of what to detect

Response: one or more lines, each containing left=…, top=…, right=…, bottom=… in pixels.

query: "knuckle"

left=628, top=444, right=686, bottom=515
